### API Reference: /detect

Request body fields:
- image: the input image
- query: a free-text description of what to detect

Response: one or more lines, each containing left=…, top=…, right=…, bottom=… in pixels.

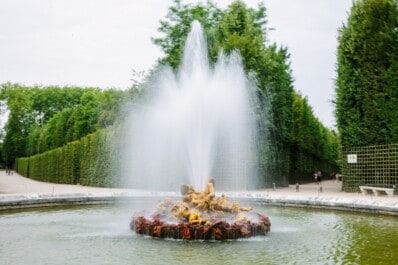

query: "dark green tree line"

left=336, top=0, right=398, bottom=148
left=290, top=92, right=340, bottom=182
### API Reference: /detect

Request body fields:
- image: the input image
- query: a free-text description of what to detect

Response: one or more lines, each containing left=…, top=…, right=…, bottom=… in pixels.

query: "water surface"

left=1, top=200, right=397, bottom=265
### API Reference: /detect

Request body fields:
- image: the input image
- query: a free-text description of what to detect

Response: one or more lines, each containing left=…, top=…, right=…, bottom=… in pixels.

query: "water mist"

left=120, top=21, right=258, bottom=191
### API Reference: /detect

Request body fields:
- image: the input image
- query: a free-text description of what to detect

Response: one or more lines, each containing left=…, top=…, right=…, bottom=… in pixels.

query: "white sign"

left=347, top=154, right=357, bottom=164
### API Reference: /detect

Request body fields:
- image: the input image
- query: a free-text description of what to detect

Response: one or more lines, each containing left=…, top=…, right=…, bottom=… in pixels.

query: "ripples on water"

left=1, top=202, right=397, bottom=265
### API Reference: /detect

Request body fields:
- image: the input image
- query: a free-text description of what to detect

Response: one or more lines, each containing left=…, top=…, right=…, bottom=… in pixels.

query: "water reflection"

left=338, top=213, right=398, bottom=264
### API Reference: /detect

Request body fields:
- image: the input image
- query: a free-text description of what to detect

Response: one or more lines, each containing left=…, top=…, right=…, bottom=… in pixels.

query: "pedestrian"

left=317, top=170, right=322, bottom=183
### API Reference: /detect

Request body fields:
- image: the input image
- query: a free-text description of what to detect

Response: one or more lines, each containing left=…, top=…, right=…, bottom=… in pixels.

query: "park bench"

left=359, top=186, right=394, bottom=197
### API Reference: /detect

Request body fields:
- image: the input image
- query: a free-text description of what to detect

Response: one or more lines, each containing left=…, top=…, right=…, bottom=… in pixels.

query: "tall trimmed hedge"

left=15, top=128, right=117, bottom=187
left=336, top=0, right=398, bottom=148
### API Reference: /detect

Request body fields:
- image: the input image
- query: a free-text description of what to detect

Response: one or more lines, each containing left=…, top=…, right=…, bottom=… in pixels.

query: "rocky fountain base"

left=130, top=179, right=271, bottom=240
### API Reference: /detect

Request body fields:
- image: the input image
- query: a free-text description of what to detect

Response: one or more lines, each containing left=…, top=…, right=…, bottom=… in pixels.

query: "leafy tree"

left=30, top=86, right=85, bottom=126
left=71, top=90, right=101, bottom=140
left=0, top=83, right=131, bottom=162
left=0, top=83, right=90, bottom=162
left=210, top=1, right=268, bottom=68
left=153, top=0, right=223, bottom=69
left=212, top=1, right=295, bottom=184
left=0, top=84, right=36, bottom=164
left=97, top=89, right=128, bottom=128
left=336, top=0, right=398, bottom=148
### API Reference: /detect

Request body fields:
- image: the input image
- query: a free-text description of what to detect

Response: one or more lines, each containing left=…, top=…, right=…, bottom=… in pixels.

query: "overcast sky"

left=0, top=0, right=352, bottom=129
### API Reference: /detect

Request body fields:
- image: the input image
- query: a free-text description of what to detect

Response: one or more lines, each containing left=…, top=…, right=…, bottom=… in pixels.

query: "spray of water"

left=120, top=21, right=257, bottom=191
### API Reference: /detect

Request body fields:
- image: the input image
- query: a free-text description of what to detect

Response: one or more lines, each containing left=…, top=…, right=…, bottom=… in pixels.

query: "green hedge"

left=15, top=128, right=117, bottom=187
left=15, top=157, right=29, bottom=177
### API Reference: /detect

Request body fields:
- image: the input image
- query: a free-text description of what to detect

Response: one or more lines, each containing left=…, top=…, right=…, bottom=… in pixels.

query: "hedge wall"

left=15, top=128, right=117, bottom=187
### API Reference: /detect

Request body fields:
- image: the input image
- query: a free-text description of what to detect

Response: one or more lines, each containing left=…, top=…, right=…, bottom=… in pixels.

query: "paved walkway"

left=0, top=170, right=127, bottom=195
left=0, top=170, right=155, bottom=209
left=1, top=170, right=398, bottom=214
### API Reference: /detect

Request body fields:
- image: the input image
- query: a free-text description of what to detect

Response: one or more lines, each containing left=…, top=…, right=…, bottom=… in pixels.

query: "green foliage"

left=211, top=2, right=296, bottom=185
left=290, top=93, right=340, bottom=182
left=0, top=83, right=88, bottom=164
left=336, top=0, right=398, bottom=148
left=153, top=0, right=223, bottom=69
left=71, top=90, right=101, bottom=140
left=1, top=83, right=136, bottom=162
left=16, top=128, right=117, bottom=187
left=210, top=1, right=267, bottom=67
left=15, top=157, right=29, bottom=177
left=30, top=86, right=86, bottom=126
left=0, top=84, right=35, bottom=165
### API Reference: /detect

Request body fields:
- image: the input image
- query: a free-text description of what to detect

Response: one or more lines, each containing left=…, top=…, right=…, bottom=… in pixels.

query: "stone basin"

left=131, top=211, right=270, bottom=240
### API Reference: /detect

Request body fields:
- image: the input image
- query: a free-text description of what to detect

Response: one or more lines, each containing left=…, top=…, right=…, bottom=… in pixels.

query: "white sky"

left=0, top=0, right=352, bottom=129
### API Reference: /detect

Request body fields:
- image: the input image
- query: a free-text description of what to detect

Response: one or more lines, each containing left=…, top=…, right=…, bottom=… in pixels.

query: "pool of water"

left=1, top=199, right=397, bottom=265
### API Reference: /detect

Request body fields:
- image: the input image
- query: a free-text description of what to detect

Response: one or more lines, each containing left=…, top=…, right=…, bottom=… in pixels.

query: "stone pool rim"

left=1, top=191, right=398, bottom=216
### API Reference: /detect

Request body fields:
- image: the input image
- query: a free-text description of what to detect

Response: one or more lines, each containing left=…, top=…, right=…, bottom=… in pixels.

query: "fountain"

left=130, top=178, right=270, bottom=240
left=123, top=21, right=270, bottom=239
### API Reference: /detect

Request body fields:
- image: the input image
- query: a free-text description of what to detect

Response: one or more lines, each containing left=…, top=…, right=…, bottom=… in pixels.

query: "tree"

left=336, top=0, right=398, bottom=148
left=210, top=1, right=268, bottom=68
left=0, top=84, right=36, bottom=164
left=213, top=2, right=295, bottom=184
left=30, top=86, right=85, bottom=126
left=0, top=83, right=128, bottom=162
left=153, top=0, right=222, bottom=69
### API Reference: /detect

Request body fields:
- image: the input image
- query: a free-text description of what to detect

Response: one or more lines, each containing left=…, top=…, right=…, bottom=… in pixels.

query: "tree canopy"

left=0, top=83, right=138, bottom=165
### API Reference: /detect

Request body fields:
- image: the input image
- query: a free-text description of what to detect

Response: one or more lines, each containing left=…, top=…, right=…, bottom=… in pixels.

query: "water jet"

left=121, top=20, right=257, bottom=192
left=123, top=21, right=269, bottom=239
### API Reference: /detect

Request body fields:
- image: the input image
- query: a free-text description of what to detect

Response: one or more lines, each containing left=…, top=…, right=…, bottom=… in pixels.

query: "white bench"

left=359, top=186, right=394, bottom=197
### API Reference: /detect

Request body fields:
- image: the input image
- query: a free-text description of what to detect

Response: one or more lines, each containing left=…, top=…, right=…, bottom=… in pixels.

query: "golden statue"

left=170, top=200, right=209, bottom=225
left=180, top=178, right=252, bottom=214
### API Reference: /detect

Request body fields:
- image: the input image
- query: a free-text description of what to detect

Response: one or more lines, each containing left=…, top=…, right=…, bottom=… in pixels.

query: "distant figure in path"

left=314, top=170, right=322, bottom=184
left=316, top=170, right=322, bottom=183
